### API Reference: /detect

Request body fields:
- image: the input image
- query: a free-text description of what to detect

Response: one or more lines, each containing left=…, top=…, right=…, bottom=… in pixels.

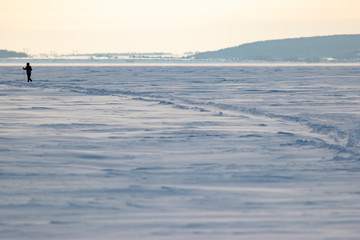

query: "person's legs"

left=27, top=74, right=32, bottom=82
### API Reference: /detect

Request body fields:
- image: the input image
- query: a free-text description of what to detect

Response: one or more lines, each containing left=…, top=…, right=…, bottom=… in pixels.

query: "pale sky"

left=1, top=0, right=360, bottom=54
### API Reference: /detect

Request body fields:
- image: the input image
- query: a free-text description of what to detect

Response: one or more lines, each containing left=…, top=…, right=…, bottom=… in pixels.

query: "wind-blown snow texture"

left=0, top=65, right=360, bottom=240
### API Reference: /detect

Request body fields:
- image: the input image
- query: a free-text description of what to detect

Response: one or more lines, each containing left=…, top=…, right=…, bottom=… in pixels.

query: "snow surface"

left=0, top=64, right=360, bottom=240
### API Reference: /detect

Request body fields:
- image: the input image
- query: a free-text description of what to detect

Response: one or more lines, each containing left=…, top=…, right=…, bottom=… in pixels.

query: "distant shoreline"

left=1, top=61, right=360, bottom=67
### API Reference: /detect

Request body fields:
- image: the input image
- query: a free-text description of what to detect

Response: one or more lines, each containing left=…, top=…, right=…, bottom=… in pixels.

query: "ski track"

left=0, top=65, right=360, bottom=239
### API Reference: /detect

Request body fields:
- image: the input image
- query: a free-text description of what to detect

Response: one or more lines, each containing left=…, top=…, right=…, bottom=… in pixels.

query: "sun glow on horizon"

left=1, top=0, right=359, bottom=54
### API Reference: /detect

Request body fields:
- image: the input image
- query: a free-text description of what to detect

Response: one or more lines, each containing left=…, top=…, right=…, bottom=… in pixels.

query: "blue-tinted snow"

left=0, top=65, right=360, bottom=239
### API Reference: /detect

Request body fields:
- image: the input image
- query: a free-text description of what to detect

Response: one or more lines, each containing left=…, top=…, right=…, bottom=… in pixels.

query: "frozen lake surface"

left=1, top=65, right=360, bottom=239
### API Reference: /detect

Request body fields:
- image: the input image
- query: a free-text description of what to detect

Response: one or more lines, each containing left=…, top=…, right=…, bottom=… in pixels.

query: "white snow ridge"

left=0, top=64, right=360, bottom=240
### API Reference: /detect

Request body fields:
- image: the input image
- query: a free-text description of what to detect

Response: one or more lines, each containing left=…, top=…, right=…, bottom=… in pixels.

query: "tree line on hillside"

left=0, top=50, right=28, bottom=58
left=192, top=35, right=360, bottom=62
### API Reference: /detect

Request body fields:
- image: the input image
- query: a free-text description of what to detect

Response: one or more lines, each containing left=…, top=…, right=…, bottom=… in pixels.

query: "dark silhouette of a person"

left=23, top=63, right=32, bottom=82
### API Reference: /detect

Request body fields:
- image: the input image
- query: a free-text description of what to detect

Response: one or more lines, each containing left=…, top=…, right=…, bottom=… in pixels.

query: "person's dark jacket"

left=23, top=65, right=32, bottom=75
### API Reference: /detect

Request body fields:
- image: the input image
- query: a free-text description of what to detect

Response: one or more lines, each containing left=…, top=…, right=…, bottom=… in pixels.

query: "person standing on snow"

left=23, top=62, right=32, bottom=82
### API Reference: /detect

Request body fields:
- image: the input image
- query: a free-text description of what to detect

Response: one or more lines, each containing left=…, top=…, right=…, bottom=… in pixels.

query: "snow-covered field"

left=1, top=64, right=360, bottom=240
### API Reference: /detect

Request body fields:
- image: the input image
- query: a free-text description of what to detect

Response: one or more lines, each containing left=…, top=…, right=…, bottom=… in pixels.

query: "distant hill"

left=192, top=35, right=360, bottom=62
left=0, top=50, right=28, bottom=58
